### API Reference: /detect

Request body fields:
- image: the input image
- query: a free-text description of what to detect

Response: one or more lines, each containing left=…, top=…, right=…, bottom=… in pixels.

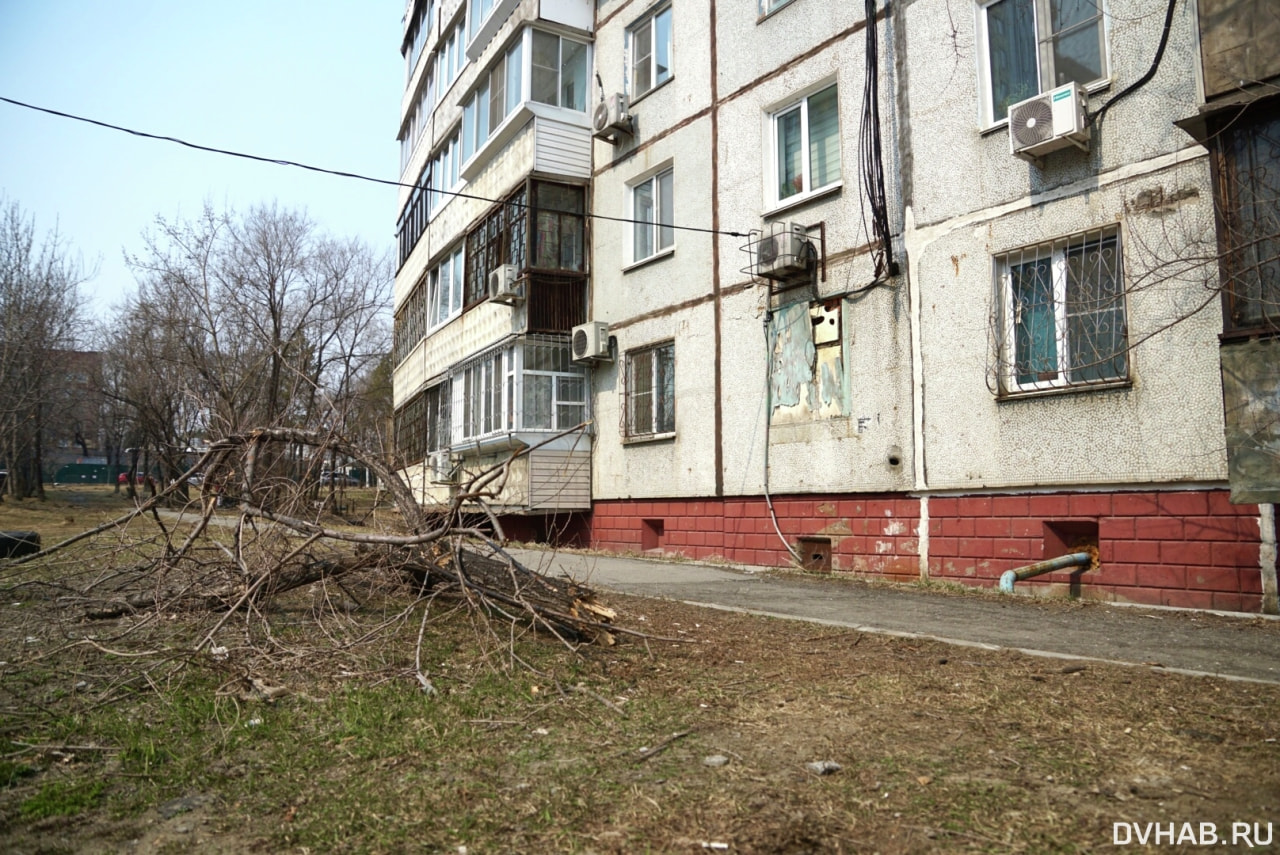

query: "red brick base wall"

left=927, top=491, right=1264, bottom=611
left=590, top=495, right=922, bottom=581
left=583, top=489, right=1269, bottom=612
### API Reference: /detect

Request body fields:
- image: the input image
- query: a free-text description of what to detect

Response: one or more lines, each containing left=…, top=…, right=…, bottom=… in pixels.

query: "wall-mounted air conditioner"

left=1008, top=82, right=1089, bottom=162
left=428, top=451, right=458, bottom=484
left=488, top=264, right=522, bottom=304
left=592, top=94, right=632, bottom=143
left=756, top=222, right=812, bottom=280
left=571, top=321, right=611, bottom=362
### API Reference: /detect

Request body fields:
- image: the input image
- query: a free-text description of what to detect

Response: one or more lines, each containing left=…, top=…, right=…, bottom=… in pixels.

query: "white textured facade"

left=393, top=0, right=1277, bottom=610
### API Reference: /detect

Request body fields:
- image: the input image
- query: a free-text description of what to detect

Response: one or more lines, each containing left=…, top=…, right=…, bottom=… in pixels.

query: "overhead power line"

left=0, top=95, right=749, bottom=239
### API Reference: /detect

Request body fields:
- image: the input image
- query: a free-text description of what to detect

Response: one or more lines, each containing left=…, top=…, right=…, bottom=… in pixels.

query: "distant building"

left=394, top=0, right=1278, bottom=611
left=43, top=350, right=110, bottom=478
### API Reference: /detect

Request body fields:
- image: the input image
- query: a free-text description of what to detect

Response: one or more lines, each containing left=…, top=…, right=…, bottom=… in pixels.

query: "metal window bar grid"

left=997, top=226, right=1128, bottom=394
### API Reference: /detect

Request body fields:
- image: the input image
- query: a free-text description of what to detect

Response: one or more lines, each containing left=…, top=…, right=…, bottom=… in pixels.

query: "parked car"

left=117, top=472, right=153, bottom=485
left=321, top=471, right=360, bottom=486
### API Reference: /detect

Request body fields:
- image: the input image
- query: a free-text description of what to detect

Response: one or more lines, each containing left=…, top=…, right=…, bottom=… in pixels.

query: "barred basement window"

left=996, top=227, right=1128, bottom=395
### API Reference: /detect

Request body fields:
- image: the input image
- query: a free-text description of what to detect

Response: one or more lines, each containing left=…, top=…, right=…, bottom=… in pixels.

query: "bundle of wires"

left=858, top=0, right=894, bottom=279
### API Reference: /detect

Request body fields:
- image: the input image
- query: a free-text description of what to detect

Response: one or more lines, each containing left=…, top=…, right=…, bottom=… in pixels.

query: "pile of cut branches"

left=0, top=428, right=620, bottom=675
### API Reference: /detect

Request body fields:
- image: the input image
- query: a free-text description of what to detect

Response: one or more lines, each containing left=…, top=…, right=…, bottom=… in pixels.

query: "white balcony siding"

left=537, top=0, right=592, bottom=33
left=393, top=303, right=518, bottom=407
left=532, top=114, right=592, bottom=178
left=443, top=437, right=592, bottom=511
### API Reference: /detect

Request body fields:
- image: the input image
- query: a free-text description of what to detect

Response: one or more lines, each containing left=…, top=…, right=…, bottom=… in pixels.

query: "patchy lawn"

left=0, top=488, right=1277, bottom=853
left=0, top=597, right=1276, bottom=853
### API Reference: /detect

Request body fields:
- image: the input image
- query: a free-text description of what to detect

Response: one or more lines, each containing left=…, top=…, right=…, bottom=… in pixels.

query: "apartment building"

left=396, top=0, right=1278, bottom=611
left=392, top=0, right=597, bottom=531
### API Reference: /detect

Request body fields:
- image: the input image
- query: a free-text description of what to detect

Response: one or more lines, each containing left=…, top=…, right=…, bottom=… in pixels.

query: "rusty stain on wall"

left=1126, top=185, right=1200, bottom=216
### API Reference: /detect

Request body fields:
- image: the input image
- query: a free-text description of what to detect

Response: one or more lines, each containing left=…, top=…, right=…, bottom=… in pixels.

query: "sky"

left=0, top=1, right=404, bottom=319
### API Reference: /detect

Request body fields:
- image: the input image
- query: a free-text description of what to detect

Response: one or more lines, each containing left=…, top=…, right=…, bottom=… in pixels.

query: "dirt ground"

left=2, top=590, right=1278, bottom=853
left=1, top=488, right=1277, bottom=852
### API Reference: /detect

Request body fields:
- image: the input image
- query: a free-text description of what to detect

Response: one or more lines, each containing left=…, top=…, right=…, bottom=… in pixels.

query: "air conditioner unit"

left=1008, top=82, right=1089, bottom=162
left=592, top=93, right=632, bottom=143
left=756, top=222, right=812, bottom=280
left=571, top=321, right=611, bottom=362
left=428, top=451, right=458, bottom=484
left=488, top=264, right=522, bottom=304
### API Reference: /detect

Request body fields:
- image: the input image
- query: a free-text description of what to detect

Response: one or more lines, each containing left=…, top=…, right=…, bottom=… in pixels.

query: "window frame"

left=531, top=30, right=590, bottom=112
left=628, top=4, right=673, bottom=100
left=453, top=338, right=588, bottom=443
left=624, top=341, right=676, bottom=440
left=996, top=226, right=1129, bottom=396
left=758, top=0, right=796, bottom=18
left=629, top=167, right=675, bottom=265
left=976, top=0, right=1109, bottom=128
left=1210, top=103, right=1280, bottom=338
left=393, top=379, right=451, bottom=465
left=766, top=82, right=842, bottom=212
left=460, top=36, right=526, bottom=165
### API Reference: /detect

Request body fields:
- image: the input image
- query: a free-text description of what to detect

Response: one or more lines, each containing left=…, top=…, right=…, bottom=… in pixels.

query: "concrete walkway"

left=508, top=548, right=1280, bottom=685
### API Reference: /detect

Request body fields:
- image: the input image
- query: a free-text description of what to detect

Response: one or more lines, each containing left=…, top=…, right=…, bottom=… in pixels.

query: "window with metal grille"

left=625, top=341, right=675, bottom=437
left=393, top=381, right=450, bottom=464
left=464, top=185, right=527, bottom=306
left=996, top=227, right=1128, bottom=394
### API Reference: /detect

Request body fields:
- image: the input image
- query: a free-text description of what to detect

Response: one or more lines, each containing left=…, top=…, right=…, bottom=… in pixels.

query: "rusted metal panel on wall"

left=527, top=276, right=587, bottom=332
left=1198, top=0, right=1280, bottom=101
left=1220, top=338, right=1280, bottom=503
left=529, top=448, right=592, bottom=510
left=770, top=300, right=846, bottom=425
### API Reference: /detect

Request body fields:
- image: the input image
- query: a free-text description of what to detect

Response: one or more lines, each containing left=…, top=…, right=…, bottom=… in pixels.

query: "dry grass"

left=0, top=487, right=1277, bottom=853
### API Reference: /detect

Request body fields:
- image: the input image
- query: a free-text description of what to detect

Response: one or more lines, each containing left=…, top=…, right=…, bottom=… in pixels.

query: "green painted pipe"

left=999, top=552, right=1093, bottom=593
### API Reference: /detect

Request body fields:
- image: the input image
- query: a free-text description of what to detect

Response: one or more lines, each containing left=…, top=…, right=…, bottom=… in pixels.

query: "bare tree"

left=0, top=197, right=88, bottom=500
left=115, top=202, right=391, bottom=489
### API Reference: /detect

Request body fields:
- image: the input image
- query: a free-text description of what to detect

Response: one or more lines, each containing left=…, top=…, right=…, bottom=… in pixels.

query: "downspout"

left=889, top=0, right=929, bottom=580
left=999, top=551, right=1095, bottom=594
left=1260, top=503, right=1277, bottom=615
left=709, top=0, right=724, bottom=498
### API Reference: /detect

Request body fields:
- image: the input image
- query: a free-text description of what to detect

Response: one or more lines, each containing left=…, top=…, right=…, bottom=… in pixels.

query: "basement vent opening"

left=796, top=536, right=833, bottom=573
left=641, top=518, right=665, bottom=552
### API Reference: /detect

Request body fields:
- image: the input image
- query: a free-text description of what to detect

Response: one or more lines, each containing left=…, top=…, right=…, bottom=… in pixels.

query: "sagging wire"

left=761, top=309, right=803, bottom=564
left=0, top=94, right=749, bottom=240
